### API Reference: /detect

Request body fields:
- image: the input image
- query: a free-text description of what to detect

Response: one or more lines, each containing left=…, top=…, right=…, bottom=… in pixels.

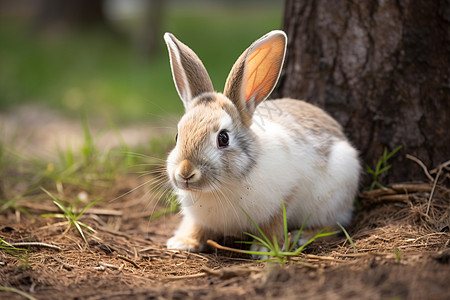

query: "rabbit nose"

left=180, top=173, right=195, bottom=181
left=176, top=160, right=200, bottom=182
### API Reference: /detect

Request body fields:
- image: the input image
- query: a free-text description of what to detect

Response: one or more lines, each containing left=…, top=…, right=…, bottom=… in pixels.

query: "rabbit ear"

left=224, top=30, right=286, bottom=124
left=164, top=33, right=214, bottom=110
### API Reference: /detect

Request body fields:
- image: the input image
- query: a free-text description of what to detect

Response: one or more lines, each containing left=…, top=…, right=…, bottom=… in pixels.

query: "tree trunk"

left=33, top=0, right=112, bottom=34
left=276, top=0, right=450, bottom=184
left=137, top=0, right=165, bottom=60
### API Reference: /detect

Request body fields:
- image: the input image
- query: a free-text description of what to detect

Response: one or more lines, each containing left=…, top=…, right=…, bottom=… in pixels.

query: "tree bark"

left=33, top=0, right=112, bottom=34
left=137, top=0, right=165, bottom=60
left=277, top=0, right=450, bottom=184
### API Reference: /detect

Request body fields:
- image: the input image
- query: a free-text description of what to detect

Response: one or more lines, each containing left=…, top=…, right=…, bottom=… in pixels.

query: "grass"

left=240, top=201, right=339, bottom=263
left=0, top=238, right=29, bottom=255
left=0, top=114, right=177, bottom=230
left=0, top=2, right=282, bottom=214
left=0, top=114, right=165, bottom=214
left=393, top=247, right=402, bottom=263
left=0, top=286, right=37, bottom=300
left=0, top=238, right=31, bottom=270
left=41, top=187, right=101, bottom=244
left=337, top=222, right=358, bottom=253
left=0, top=3, right=282, bottom=124
left=366, top=146, right=403, bottom=191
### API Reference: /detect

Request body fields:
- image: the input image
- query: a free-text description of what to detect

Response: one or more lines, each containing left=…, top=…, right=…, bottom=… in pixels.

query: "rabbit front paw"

left=167, top=235, right=203, bottom=252
left=249, top=244, right=272, bottom=260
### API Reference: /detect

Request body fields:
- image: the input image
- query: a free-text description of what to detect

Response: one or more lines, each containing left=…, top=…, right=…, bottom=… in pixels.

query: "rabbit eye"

left=175, top=133, right=178, bottom=142
left=217, top=130, right=229, bottom=148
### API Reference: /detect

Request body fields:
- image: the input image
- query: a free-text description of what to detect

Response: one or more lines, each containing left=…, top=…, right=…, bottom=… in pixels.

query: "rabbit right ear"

left=164, top=33, right=214, bottom=110
left=224, top=31, right=287, bottom=126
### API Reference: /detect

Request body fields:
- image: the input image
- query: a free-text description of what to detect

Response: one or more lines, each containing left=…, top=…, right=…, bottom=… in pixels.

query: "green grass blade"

left=385, top=145, right=402, bottom=161
left=52, top=200, right=74, bottom=220
left=243, top=232, right=273, bottom=250
left=72, top=219, right=88, bottom=244
left=272, top=235, right=280, bottom=255
left=294, top=229, right=339, bottom=255
left=0, top=246, right=29, bottom=252
left=41, top=187, right=75, bottom=219
left=241, top=249, right=274, bottom=257
left=235, top=240, right=260, bottom=245
left=81, top=114, right=95, bottom=164
left=0, top=286, right=37, bottom=300
left=289, top=214, right=311, bottom=252
left=0, top=239, right=29, bottom=252
left=382, top=147, right=388, bottom=161
left=365, top=164, right=375, bottom=174
left=77, top=221, right=96, bottom=233
left=41, top=213, right=66, bottom=218
left=375, top=182, right=386, bottom=190
left=378, top=164, right=392, bottom=174
left=240, top=208, right=273, bottom=249
left=375, top=157, right=383, bottom=173
left=149, top=202, right=179, bottom=220
left=337, top=222, right=357, bottom=253
left=282, top=200, right=289, bottom=252
left=77, top=197, right=103, bottom=218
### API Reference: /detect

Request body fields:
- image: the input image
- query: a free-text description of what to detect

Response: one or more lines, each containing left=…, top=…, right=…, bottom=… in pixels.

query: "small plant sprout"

left=393, top=247, right=402, bottom=263
left=41, top=187, right=101, bottom=244
left=366, top=145, right=403, bottom=190
left=337, top=222, right=358, bottom=253
left=150, top=193, right=179, bottom=220
left=0, top=238, right=29, bottom=255
left=0, top=238, right=31, bottom=269
left=239, top=201, right=339, bottom=263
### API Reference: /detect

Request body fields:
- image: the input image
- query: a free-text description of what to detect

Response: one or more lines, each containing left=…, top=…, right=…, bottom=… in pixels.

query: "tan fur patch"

left=261, top=99, right=346, bottom=157
left=178, top=159, right=195, bottom=178
left=177, top=93, right=245, bottom=161
left=173, top=216, right=210, bottom=251
left=269, top=98, right=345, bottom=139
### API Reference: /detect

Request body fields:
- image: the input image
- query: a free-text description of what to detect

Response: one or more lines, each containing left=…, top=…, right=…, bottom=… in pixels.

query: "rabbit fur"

left=163, top=30, right=360, bottom=253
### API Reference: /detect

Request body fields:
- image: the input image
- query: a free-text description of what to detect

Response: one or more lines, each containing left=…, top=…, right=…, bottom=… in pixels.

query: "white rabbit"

left=163, top=30, right=360, bottom=254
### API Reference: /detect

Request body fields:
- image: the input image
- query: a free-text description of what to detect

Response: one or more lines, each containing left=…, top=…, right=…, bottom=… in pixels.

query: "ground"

left=1, top=175, right=449, bottom=299
left=0, top=108, right=449, bottom=299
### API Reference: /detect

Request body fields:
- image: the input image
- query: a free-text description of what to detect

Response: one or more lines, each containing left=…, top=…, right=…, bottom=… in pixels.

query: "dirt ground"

left=1, top=171, right=449, bottom=299
left=0, top=107, right=449, bottom=299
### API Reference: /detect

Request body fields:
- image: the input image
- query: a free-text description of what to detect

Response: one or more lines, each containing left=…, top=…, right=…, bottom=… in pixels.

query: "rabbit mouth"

left=174, top=177, right=217, bottom=193
left=175, top=180, right=203, bottom=192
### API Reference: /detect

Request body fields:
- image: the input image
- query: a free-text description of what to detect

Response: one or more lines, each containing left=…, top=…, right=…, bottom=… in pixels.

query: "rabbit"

left=163, top=30, right=360, bottom=255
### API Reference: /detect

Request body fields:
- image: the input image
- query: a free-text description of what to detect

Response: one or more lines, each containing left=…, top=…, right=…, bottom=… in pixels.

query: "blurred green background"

left=0, top=0, right=283, bottom=124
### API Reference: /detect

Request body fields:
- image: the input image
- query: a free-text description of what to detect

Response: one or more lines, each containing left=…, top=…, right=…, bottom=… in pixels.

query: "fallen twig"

left=10, top=242, right=62, bottom=251
left=163, top=272, right=207, bottom=280
left=17, top=203, right=123, bottom=216
left=391, top=183, right=432, bottom=193
left=200, top=265, right=262, bottom=279
left=426, top=161, right=448, bottom=216
left=53, top=256, right=77, bottom=269
left=117, top=255, right=140, bottom=269
left=207, top=239, right=249, bottom=255
left=376, top=194, right=411, bottom=203
left=297, top=253, right=342, bottom=262
left=406, top=154, right=434, bottom=182
left=360, top=183, right=432, bottom=200
left=207, top=239, right=341, bottom=264
left=95, top=262, right=122, bottom=271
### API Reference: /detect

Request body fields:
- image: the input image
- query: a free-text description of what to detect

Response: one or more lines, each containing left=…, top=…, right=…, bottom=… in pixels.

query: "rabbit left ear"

left=164, top=33, right=214, bottom=110
left=224, top=30, right=287, bottom=122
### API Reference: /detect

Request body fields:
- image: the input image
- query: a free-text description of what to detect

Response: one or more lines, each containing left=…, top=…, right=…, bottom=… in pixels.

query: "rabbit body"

left=164, top=31, right=360, bottom=252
